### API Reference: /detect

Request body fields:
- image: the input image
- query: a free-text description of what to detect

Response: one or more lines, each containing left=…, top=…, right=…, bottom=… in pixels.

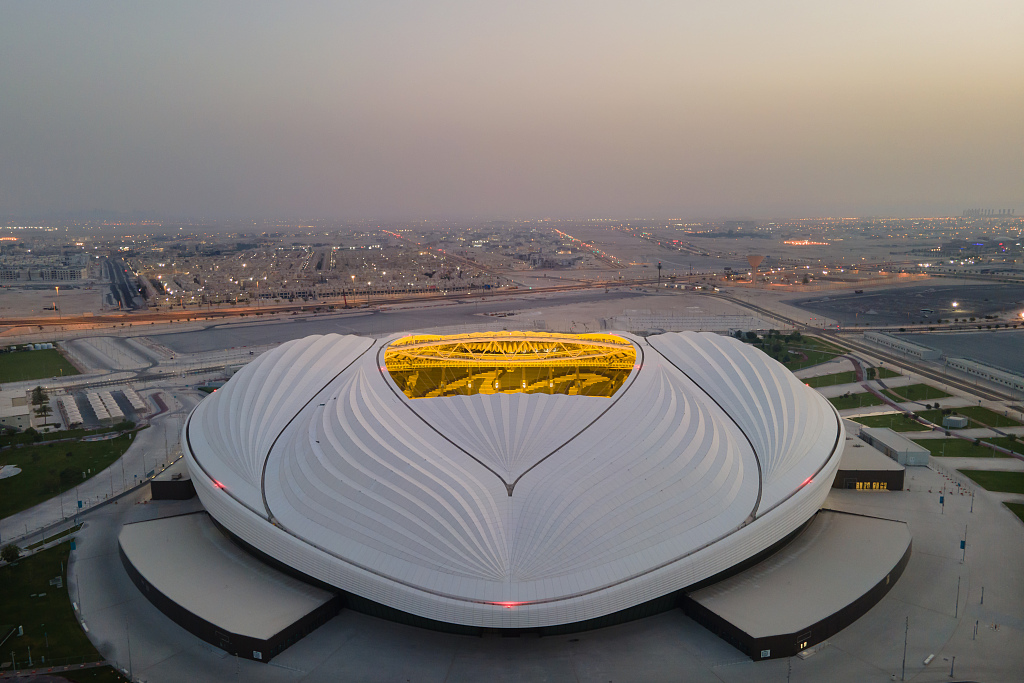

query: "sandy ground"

left=0, top=282, right=110, bottom=319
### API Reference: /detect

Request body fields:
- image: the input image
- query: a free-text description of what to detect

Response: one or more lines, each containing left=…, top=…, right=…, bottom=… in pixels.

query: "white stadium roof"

left=184, top=331, right=842, bottom=629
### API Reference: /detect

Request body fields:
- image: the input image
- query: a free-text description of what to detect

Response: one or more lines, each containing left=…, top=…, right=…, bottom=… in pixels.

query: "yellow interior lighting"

left=384, top=331, right=636, bottom=399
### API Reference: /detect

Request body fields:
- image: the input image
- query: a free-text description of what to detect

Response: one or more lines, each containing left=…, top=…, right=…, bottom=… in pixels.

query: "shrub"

left=1, top=544, right=20, bottom=563
left=59, top=467, right=79, bottom=487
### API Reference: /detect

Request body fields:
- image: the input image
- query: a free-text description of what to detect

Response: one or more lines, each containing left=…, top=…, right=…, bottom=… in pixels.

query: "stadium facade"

left=182, top=331, right=843, bottom=630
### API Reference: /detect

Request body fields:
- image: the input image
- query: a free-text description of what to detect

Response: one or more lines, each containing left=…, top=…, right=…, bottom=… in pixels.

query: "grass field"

left=911, top=438, right=1011, bottom=458
left=804, top=371, right=857, bottom=388
left=0, top=434, right=133, bottom=518
left=0, top=426, right=120, bottom=449
left=951, top=406, right=1023, bottom=429
left=958, top=469, right=1024, bottom=495
left=865, top=367, right=900, bottom=381
left=0, top=348, right=78, bottom=383
left=0, top=542, right=107, bottom=670
left=785, top=338, right=847, bottom=371
left=880, top=383, right=951, bottom=403
left=851, top=413, right=931, bottom=432
left=1005, top=502, right=1024, bottom=524
left=828, top=392, right=885, bottom=410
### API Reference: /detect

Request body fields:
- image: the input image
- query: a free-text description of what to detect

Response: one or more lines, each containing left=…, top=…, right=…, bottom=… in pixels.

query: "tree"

left=1, top=543, right=20, bottom=563
left=31, top=385, right=49, bottom=406
left=34, top=403, right=53, bottom=422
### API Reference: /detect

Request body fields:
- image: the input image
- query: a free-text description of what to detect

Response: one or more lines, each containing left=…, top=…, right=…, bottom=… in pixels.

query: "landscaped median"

left=828, top=392, right=885, bottom=410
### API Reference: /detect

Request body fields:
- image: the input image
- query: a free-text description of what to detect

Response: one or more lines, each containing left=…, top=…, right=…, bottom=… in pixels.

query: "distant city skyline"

left=1, top=1, right=1021, bottom=220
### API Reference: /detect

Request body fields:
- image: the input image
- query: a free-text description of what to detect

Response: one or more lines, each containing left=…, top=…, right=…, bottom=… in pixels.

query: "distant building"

left=945, top=357, right=1024, bottom=395
left=864, top=332, right=941, bottom=360
left=0, top=266, right=89, bottom=281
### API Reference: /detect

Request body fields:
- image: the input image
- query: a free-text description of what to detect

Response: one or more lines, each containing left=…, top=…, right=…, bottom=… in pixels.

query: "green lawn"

left=0, top=434, right=133, bottom=518
left=865, top=367, right=900, bottom=381
left=1, top=426, right=120, bottom=450
left=988, top=436, right=1024, bottom=456
left=804, top=371, right=857, bottom=388
left=785, top=338, right=847, bottom=371
left=880, top=383, right=951, bottom=403
left=742, top=334, right=845, bottom=371
left=1005, top=502, right=1024, bottom=524
left=958, top=469, right=1024, bottom=495
left=952, top=406, right=1023, bottom=429
left=828, top=392, right=885, bottom=410
left=851, top=413, right=932, bottom=432
left=0, top=542, right=106, bottom=669
left=805, top=368, right=902, bottom=388
left=0, top=348, right=78, bottom=383
left=911, top=438, right=1010, bottom=458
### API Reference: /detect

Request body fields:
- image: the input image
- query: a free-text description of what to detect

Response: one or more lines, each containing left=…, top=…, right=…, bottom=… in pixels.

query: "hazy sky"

left=1, top=1, right=1021, bottom=220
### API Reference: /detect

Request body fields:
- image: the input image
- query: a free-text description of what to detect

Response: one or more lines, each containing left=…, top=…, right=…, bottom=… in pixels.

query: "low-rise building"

left=863, top=332, right=941, bottom=360
left=0, top=389, right=31, bottom=430
left=860, top=426, right=930, bottom=466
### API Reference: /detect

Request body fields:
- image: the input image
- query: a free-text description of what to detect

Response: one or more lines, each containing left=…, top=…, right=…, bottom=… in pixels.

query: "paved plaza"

left=65, top=461, right=1024, bottom=683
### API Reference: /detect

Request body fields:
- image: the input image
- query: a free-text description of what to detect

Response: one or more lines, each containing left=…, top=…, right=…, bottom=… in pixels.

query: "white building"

left=863, top=332, right=941, bottom=360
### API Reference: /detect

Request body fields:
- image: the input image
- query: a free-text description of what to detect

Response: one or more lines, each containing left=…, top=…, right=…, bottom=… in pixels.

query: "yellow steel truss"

left=384, top=331, right=636, bottom=399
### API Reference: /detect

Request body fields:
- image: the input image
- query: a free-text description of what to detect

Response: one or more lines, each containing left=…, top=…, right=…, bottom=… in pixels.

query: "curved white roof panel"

left=185, top=331, right=842, bottom=628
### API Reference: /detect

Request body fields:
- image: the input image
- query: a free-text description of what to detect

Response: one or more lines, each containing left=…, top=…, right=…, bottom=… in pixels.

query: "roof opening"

left=384, top=331, right=636, bottom=399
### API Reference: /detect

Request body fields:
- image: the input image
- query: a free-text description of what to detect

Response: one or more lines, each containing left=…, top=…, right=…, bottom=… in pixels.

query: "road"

left=719, top=294, right=1017, bottom=402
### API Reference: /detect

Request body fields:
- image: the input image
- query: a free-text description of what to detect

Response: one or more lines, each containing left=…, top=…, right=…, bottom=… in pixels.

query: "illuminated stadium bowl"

left=183, top=331, right=842, bottom=629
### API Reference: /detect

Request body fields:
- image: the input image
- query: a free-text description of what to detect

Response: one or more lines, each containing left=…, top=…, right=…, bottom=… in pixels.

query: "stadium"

left=178, top=330, right=844, bottom=632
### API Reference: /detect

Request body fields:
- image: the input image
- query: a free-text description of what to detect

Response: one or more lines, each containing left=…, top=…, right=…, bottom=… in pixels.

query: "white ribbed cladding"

left=265, top=362, right=510, bottom=585
left=186, top=333, right=372, bottom=513
left=509, top=359, right=757, bottom=582
left=187, top=331, right=841, bottom=628
left=403, top=393, right=612, bottom=481
left=262, top=339, right=757, bottom=605
left=647, top=332, right=840, bottom=513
